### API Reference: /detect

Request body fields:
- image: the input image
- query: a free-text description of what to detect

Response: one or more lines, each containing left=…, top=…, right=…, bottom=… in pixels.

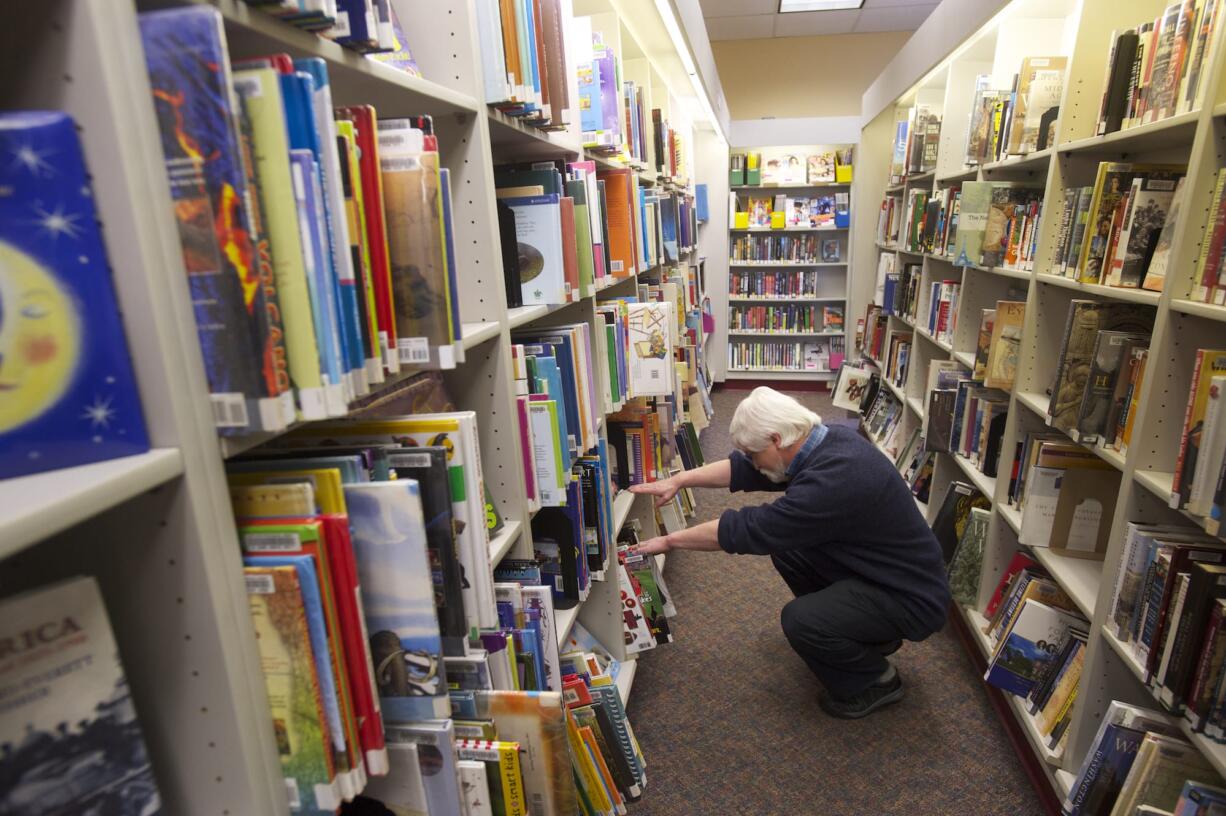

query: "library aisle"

left=626, top=389, right=1042, bottom=815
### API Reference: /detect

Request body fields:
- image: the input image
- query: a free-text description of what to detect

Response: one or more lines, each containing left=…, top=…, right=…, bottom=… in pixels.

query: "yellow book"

left=579, top=724, right=623, bottom=810
left=336, top=120, right=384, bottom=385
left=565, top=710, right=613, bottom=814
left=770, top=211, right=787, bottom=229
left=1037, top=643, right=1085, bottom=734
left=733, top=211, right=749, bottom=229
left=227, top=468, right=347, bottom=514
left=230, top=482, right=316, bottom=518
left=454, top=739, right=528, bottom=816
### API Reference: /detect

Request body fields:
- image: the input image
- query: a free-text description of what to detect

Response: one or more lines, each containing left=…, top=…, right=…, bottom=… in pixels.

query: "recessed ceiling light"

left=779, top=0, right=864, bottom=11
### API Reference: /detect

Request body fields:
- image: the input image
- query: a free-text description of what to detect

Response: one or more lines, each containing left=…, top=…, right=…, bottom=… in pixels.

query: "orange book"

left=598, top=169, right=635, bottom=278
left=560, top=197, right=579, bottom=301
left=499, top=0, right=522, bottom=99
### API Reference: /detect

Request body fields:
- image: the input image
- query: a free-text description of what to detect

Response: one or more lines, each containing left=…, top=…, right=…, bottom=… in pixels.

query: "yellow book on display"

left=733, top=211, right=749, bottom=229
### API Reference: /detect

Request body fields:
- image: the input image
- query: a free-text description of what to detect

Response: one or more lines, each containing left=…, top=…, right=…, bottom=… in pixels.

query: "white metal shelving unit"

left=0, top=0, right=720, bottom=812
left=850, top=0, right=1226, bottom=802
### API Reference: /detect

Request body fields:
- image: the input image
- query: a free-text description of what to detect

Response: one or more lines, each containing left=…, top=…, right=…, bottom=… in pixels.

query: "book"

left=343, top=481, right=450, bottom=723
left=455, top=740, right=526, bottom=816
left=930, top=481, right=991, bottom=565
left=1172, top=350, right=1226, bottom=509
left=1012, top=57, right=1067, bottom=154
left=140, top=7, right=290, bottom=432
left=0, top=112, right=150, bottom=477
left=1063, top=701, right=1179, bottom=815
left=1107, top=173, right=1182, bottom=288
left=1142, top=177, right=1188, bottom=292
left=1076, top=332, right=1152, bottom=442
left=1110, top=731, right=1220, bottom=816
left=949, top=507, right=991, bottom=606
left=984, top=301, right=1025, bottom=391
left=384, top=721, right=465, bottom=816
left=458, top=758, right=496, bottom=816
left=0, top=577, right=164, bottom=814
left=361, top=740, right=429, bottom=815
left=245, top=565, right=341, bottom=811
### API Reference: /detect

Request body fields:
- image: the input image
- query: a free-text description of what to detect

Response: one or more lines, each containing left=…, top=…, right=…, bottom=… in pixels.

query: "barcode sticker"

left=554, top=575, right=565, bottom=592
left=284, top=779, right=300, bottom=810
left=380, top=156, right=419, bottom=172
left=610, top=260, right=624, bottom=273
left=243, top=532, right=302, bottom=552
left=389, top=452, right=434, bottom=468
left=232, top=76, right=262, bottom=98
left=210, top=393, right=249, bottom=428
left=331, top=10, right=351, bottom=37
left=399, top=338, right=430, bottom=364
left=245, top=574, right=275, bottom=595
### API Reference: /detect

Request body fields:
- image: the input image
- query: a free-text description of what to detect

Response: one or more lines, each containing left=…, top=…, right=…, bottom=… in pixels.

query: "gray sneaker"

left=818, top=670, right=904, bottom=719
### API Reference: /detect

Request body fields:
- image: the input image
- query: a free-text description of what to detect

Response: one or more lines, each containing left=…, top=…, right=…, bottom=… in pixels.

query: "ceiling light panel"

left=779, top=0, right=864, bottom=12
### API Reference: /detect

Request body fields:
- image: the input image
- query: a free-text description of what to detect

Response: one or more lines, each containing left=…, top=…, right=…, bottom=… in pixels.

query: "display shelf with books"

left=0, top=0, right=723, bottom=813
left=852, top=0, right=1226, bottom=796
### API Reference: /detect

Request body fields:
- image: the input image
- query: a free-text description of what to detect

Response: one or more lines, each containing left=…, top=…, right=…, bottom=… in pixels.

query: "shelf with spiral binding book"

left=849, top=0, right=1226, bottom=807
left=725, top=144, right=853, bottom=381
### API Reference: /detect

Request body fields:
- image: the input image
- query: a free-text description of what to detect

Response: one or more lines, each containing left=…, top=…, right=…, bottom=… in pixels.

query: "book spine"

left=1172, top=350, right=1206, bottom=504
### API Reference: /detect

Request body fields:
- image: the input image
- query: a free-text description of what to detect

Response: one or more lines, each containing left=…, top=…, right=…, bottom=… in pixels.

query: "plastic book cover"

left=363, top=740, right=427, bottom=815
left=243, top=515, right=388, bottom=773
left=140, top=7, right=287, bottom=431
left=1075, top=331, right=1150, bottom=442
left=502, top=194, right=567, bottom=306
left=0, top=112, right=150, bottom=477
left=522, top=585, right=564, bottom=694
left=343, top=481, right=449, bottom=723
left=455, top=740, right=526, bottom=816
left=385, top=447, right=468, bottom=654
left=327, top=0, right=379, bottom=50
left=244, top=554, right=356, bottom=794
left=586, top=684, right=645, bottom=793
left=984, top=301, right=1024, bottom=390
left=463, top=692, right=578, bottom=816
left=292, top=58, right=366, bottom=398
left=244, top=565, right=340, bottom=812
left=439, top=168, right=464, bottom=348
left=384, top=721, right=464, bottom=816
left=289, top=413, right=498, bottom=631
left=626, top=301, right=675, bottom=397
left=623, top=551, right=673, bottom=643
left=952, top=182, right=993, bottom=266
left=365, top=3, right=422, bottom=74
left=948, top=507, right=990, bottom=607
left=0, top=577, right=163, bottom=814
left=335, top=106, right=399, bottom=374
left=230, top=481, right=316, bottom=518
left=335, top=121, right=384, bottom=382
left=532, top=485, right=587, bottom=606
left=378, top=121, right=454, bottom=367
left=986, top=599, right=1086, bottom=697
left=458, top=758, right=497, bottom=816
left=616, top=556, right=657, bottom=655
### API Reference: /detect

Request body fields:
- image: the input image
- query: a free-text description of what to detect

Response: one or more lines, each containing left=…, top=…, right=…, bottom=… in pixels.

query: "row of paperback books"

left=924, top=279, right=961, bottom=347
left=221, top=393, right=679, bottom=813
left=1095, top=0, right=1224, bottom=136
left=862, top=389, right=906, bottom=453
left=942, top=182, right=1044, bottom=271
left=883, top=333, right=912, bottom=390
left=729, top=233, right=835, bottom=264
left=727, top=304, right=843, bottom=334
left=1050, top=163, right=1186, bottom=289
left=736, top=192, right=849, bottom=230
left=1064, top=701, right=1225, bottom=816
left=727, top=338, right=844, bottom=373
left=141, top=7, right=465, bottom=436
left=1191, top=167, right=1226, bottom=305
left=729, top=268, right=831, bottom=299
left=728, top=147, right=853, bottom=186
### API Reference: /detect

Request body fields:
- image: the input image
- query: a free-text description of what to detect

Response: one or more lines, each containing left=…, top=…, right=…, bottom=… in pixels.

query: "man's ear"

left=770, top=432, right=782, bottom=448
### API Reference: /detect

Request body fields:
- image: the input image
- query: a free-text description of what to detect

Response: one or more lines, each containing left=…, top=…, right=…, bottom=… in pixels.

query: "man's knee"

left=780, top=596, right=833, bottom=643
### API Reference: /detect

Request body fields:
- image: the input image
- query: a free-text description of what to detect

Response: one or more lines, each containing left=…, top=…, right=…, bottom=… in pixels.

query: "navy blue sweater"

left=717, top=425, right=950, bottom=630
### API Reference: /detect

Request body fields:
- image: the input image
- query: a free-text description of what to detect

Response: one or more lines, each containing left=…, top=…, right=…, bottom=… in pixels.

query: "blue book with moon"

left=343, top=480, right=450, bottom=723
left=0, top=111, right=149, bottom=479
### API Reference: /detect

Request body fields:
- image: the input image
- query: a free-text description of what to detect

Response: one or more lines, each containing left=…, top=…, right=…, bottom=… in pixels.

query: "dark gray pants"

left=772, top=550, right=935, bottom=698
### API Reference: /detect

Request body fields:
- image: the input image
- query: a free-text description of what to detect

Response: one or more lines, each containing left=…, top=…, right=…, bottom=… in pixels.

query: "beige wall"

left=712, top=31, right=912, bottom=120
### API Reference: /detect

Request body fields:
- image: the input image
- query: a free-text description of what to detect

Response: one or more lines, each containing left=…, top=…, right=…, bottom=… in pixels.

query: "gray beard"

left=760, top=467, right=788, bottom=483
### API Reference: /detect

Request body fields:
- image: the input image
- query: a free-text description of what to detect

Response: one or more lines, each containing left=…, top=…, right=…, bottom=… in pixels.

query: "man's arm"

left=628, top=459, right=732, bottom=507
left=630, top=519, right=720, bottom=556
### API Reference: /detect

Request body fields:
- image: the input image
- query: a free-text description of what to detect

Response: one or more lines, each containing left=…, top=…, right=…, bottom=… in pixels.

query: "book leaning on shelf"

left=1169, top=349, right=1226, bottom=531
left=0, top=578, right=165, bottom=814
left=0, top=111, right=150, bottom=479
left=140, top=7, right=466, bottom=435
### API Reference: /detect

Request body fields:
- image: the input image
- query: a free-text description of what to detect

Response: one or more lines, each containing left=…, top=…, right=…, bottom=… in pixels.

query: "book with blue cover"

left=0, top=111, right=150, bottom=478
left=986, top=599, right=1087, bottom=698
left=140, top=6, right=288, bottom=432
left=343, top=480, right=450, bottom=723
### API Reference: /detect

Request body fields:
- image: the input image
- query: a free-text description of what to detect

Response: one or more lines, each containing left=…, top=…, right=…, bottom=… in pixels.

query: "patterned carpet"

left=624, top=387, right=1044, bottom=815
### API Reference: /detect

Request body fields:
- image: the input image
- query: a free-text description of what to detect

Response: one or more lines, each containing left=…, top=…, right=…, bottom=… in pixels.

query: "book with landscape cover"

left=0, top=578, right=164, bottom=815
left=985, top=598, right=1087, bottom=697
left=949, top=506, right=991, bottom=606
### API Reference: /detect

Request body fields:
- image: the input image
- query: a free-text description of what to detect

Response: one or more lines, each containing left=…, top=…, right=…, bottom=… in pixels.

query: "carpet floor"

left=623, top=387, right=1044, bottom=815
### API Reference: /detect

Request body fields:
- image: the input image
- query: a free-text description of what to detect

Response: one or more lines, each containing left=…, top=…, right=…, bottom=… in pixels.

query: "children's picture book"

left=0, top=577, right=164, bottom=815
left=0, top=111, right=149, bottom=477
left=833, top=365, right=874, bottom=411
left=807, top=152, right=836, bottom=183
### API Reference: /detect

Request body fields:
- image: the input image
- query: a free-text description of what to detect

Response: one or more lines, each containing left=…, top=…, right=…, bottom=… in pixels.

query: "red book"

left=984, top=552, right=1038, bottom=618
left=560, top=196, right=579, bottom=301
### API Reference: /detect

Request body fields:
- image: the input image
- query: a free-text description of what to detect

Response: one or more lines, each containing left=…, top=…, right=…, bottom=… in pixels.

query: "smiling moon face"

left=0, top=242, right=81, bottom=433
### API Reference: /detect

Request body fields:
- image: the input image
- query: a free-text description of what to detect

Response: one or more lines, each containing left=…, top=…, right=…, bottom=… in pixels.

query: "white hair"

left=729, top=387, right=822, bottom=452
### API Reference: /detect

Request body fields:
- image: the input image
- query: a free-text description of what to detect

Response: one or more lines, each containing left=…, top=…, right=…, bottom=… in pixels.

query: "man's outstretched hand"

left=630, top=535, right=671, bottom=556
left=628, top=476, right=680, bottom=508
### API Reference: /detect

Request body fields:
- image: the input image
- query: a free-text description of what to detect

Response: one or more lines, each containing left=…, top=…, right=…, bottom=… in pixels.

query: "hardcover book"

left=384, top=721, right=465, bottom=816
left=985, top=599, right=1087, bottom=697
left=141, top=8, right=294, bottom=432
left=0, top=111, right=150, bottom=478
left=0, top=577, right=163, bottom=815
left=343, top=481, right=450, bottom=723
left=984, top=301, right=1025, bottom=390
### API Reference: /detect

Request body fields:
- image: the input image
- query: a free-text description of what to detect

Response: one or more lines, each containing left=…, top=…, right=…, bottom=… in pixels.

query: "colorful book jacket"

left=139, top=7, right=289, bottom=431
left=0, top=111, right=150, bottom=478
left=0, top=577, right=163, bottom=814
left=343, top=481, right=450, bottom=723
left=244, top=565, right=340, bottom=813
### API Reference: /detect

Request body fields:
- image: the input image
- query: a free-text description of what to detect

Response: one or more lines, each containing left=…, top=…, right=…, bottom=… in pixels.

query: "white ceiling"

left=700, top=0, right=939, bottom=40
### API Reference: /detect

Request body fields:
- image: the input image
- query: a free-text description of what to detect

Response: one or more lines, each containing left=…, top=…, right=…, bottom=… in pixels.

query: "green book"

left=567, top=180, right=596, bottom=297
left=952, top=181, right=993, bottom=267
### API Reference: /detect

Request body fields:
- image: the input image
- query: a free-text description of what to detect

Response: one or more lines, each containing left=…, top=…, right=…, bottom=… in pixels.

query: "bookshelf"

left=851, top=0, right=1226, bottom=802
left=725, top=146, right=852, bottom=381
left=0, top=0, right=721, bottom=812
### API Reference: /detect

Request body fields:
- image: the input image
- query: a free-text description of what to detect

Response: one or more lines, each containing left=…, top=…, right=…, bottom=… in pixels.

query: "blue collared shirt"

left=785, top=423, right=828, bottom=479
